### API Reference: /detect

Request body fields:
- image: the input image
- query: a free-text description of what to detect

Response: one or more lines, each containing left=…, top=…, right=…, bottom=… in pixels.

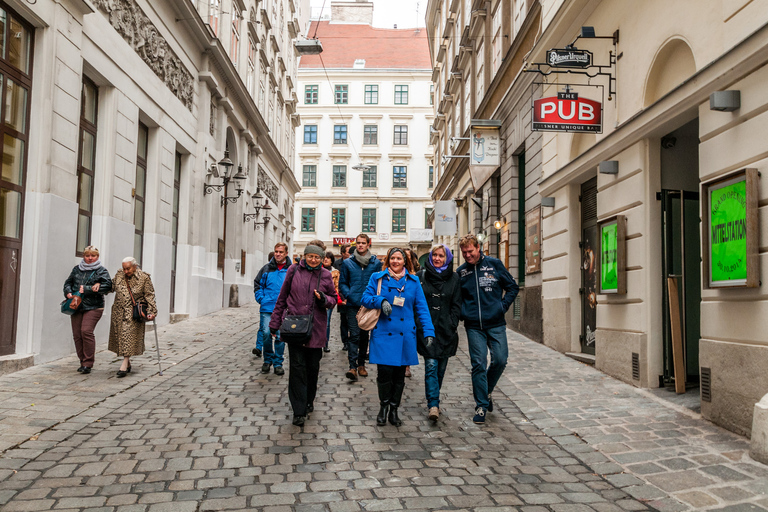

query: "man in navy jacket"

left=339, top=234, right=382, bottom=381
left=457, top=234, right=519, bottom=424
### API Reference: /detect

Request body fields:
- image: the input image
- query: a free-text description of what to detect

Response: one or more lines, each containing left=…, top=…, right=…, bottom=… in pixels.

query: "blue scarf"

left=430, top=245, right=453, bottom=273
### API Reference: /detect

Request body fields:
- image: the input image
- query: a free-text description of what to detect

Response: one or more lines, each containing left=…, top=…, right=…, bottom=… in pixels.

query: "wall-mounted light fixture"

left=203, top=150, right=246, bottom=207
left=494, top=217, right=506, bottom=230
left=599, top=160, right=619, bottom=175
left=710, top=90, right=740, bottom=112
left=542, top=197, right=556, bottom=208
left=255, top=216, right=271, bottom=231
left=243, top=188, right=271, bottom=223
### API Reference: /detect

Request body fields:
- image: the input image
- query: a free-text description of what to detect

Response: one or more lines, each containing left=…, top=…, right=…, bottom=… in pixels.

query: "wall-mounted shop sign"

left=547, top=48, right=593, bottom=68
left=469, top=119, right=501, bottom=189
left=702, top=168, right=759, bottom=288
left=333, top=237, right=355, bottom=247
left=598, top=215, right=626, bottom=294
left=532, top=92, right=602, bottom=133
left=434, top=200, right=458, bottom=236
left=525, top=206, right=541, bottom=274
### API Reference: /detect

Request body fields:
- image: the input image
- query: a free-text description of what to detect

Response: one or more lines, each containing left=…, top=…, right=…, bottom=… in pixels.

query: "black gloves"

left=425, top=336, right=435, bottom=348
left=315, top=291, right=327, bottom=303
left=381, top=300, right=392, bottom=316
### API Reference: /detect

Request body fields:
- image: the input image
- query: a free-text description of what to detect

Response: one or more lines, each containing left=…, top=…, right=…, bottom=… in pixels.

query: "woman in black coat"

left=416, top=244, right=461, bottom=422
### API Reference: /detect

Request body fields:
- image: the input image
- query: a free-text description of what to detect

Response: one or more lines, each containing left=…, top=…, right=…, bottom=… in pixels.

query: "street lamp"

left=203, top=150, right=247, bottom=207
left=294, top=39, right=323, bottom=55
left=243, top=188, right=272, bottom=222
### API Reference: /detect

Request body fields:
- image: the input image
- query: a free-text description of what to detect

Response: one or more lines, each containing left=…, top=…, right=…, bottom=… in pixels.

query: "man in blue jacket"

left=339, top=234, right=382, bottom=381
left=457, top=234, right=519, bottom=424
left=254, top=242, right=290, bottom=375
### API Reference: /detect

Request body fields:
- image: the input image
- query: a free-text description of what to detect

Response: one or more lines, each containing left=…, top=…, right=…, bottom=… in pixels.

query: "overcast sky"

left=309, top=0, right=426, bottom=28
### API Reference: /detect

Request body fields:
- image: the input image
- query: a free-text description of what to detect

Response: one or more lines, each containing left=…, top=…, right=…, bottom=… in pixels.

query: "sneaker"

left=252, top=348, right=262, bottom=357
left=473, top=407, right=486, bottom=424
left=274, top=366, right=285, bottom=376
left=261, top=363, right=271, bottom=374
left=292, top=415, right=305, bottom=426
left=487, top=394, right=493, bottom=413
left=345, top=368, right=358, bottom=381
left=428, top=407, right=439, bottom=422
left=357, top=366, right=368, bottom=377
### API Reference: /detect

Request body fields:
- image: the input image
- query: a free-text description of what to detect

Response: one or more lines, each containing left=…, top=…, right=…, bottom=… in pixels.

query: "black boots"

left=388, top=381, right=405, bottom=427
left=376, top=381, right=392, bottom=426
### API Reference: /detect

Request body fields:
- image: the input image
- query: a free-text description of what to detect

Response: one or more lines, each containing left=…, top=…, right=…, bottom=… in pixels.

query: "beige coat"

left=108, top=269, right=158, bottom=357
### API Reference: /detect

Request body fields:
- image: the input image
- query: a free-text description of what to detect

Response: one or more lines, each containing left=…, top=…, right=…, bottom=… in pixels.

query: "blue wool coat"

left=361, top=271, right=435, bottom=366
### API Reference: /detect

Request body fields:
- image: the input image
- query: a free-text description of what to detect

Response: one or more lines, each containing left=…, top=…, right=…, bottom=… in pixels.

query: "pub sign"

left=532, top=92, right=602, bottom=133
left=546, top=48, right=593, bottom=68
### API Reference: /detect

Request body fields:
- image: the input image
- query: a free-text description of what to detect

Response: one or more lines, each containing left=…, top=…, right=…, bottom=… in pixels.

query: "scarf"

left=388, top=267, right=406, bottom=280
left=78, top=259, right=103, bottom=271
left=429, top=245, right=453, bottom=274
left=354, top=249, right=370, bottom=267
left=305, top=260, right=322, bottom=271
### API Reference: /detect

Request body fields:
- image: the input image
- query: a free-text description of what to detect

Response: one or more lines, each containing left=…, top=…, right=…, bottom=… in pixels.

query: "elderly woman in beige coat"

left=109, top=257, right=157, bottom=377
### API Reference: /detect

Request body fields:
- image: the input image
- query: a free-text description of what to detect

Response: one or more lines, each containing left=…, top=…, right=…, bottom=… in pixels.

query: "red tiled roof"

left=299, top=21, right=431, bottom=69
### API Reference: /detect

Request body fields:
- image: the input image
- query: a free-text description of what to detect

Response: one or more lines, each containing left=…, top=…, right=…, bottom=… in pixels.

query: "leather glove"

left=381, top=300, right=392, bottom=316
left=315, top=291, right=326, bottom=303
left=270, top=327, right=278, bottom=336
left=425, top=336, right=435, bottom=348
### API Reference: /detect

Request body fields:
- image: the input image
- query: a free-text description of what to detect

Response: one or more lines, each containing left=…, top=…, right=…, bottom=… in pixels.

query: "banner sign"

left=333, top=237, right=355, bottom=246
left=598, top=215, right=626, bottom=294
left=410, top=229, right=433, bottom=242
left=434, top=200, right=457, bottom=236
left=532, top=92, right=602, bottom=133
left=469, top=120, right=501, bottom=189
left=547, top=48, right=593, bottom=68
left=703, top=169, right=759, bottom=288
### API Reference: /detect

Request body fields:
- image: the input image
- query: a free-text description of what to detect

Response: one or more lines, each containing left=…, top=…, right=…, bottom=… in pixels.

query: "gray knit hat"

left=304, top=244, right=325, bottom=257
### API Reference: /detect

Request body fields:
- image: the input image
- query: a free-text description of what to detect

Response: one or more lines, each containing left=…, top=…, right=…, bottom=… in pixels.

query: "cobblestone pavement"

left=0, top=303, right=765, bottom=511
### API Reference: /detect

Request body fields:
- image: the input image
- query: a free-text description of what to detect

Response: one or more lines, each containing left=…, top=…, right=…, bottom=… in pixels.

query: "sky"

left=309, top=0, right=426, bottom=29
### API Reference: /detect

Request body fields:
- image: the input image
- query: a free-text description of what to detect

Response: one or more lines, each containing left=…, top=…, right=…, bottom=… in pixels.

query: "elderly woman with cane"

left=109, top=257, right=157, bottom=377
left=362, top=248, right=435, bottom=427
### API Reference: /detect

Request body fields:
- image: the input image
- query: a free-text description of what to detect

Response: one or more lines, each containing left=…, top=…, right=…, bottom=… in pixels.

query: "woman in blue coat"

left=362, top=248, right=435, bottom=426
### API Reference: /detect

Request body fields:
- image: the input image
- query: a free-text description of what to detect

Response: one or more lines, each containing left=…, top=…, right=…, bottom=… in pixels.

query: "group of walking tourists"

left=254, top=233, right=519, bottom=427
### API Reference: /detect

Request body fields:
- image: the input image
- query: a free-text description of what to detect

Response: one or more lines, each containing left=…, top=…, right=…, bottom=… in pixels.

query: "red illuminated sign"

left=532, top=92, right=602, bottom=133
left=333, top=237, right=355, bottom=246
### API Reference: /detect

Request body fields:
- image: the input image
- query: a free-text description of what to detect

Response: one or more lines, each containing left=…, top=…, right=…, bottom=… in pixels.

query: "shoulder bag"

left=279, top=268, right=323, bottom=345
left=60, top=271, right=95, bottom=315
left=127, top=277, right=149, bottom=323
left=356, top=277, right=382, bottom=331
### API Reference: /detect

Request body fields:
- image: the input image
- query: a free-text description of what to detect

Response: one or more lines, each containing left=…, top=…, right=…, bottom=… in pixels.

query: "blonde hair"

left=83, top=246, right=100, bottom=257
left=430, top=244, right=446, bottom=256
left=459, top=234, right=479, bottom=248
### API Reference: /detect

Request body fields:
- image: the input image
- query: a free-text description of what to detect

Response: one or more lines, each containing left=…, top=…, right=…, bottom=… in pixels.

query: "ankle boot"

left=388, top=379, right=406, bottom=427
left=377, top=404, right=389, bottom=426
left=376, top=381, right=392, bottom=426
left=387, top=406, right=402, bottom=426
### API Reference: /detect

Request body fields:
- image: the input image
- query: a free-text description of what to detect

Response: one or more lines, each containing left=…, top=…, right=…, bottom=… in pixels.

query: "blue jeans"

left=259, top=311, right=284, bottom=367
left=466, top=325, right=508, bottom=410
left=346, top=306, right=369, bottom=369
left=255, top=328, right=264, bottom=352
left=424, top=357, right=449, bottom=408
left=325, top=309, right=333, bottom=348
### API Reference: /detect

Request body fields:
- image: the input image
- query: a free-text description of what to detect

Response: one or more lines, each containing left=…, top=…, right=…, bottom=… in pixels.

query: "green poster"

left=709, top=179, right=748, bottom=283
left=601, top=222, right=618, bottom=291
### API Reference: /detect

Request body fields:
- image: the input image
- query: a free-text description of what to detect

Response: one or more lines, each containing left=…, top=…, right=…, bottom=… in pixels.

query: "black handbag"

left=279, top=268, right=322, bottom=345
left=127, top=278, right=149, bottom=323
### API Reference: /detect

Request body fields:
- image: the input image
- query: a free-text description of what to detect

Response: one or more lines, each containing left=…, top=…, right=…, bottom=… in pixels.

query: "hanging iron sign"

left=547, top=48, right=593, bottom=68
left=532, top=92, right=603, bottom=133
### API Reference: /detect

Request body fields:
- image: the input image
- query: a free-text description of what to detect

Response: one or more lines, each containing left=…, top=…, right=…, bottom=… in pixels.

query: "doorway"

left=660, top=119, right=701, bottom=391
left=580, top=177, right=598, bottom=355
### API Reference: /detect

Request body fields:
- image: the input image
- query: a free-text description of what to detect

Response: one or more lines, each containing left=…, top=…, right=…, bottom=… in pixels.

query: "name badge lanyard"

left=392, top=282, right=406, bottom=307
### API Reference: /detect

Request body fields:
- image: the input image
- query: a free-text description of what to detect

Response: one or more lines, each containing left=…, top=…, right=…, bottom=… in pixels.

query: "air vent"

left=632, top=353, right=640, bottom=381
left=701, top=367, right=712, bottom=402
left=513, top=295, right=521, bottom=320
left=581, top=177, right=598, bottom=223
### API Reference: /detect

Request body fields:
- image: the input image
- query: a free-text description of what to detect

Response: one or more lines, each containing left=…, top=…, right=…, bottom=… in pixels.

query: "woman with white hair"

left=108, top=257, right=157, bottom=377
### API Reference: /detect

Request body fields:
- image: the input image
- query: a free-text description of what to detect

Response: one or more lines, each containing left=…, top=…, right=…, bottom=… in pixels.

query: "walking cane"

left=152, top=319, right=164, bottom=376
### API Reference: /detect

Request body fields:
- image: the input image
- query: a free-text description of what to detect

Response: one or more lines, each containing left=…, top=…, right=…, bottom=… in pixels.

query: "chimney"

left=331, top=0, right=374, bottom=25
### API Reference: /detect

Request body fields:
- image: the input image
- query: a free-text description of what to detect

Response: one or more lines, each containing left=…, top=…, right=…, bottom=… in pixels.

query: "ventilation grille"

left=513, top=295, right=521, bottom=320
left=632, top=353, right=640, bottom=381
left=581, top=178, right=598, bottom=223
left=701, top=367, right=712, bottom=402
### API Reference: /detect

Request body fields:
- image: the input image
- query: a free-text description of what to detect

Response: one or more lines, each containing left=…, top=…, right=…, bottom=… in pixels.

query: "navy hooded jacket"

left=339, top=253, right=382, bottom=308
left=457, top=254, right=519, bottom=330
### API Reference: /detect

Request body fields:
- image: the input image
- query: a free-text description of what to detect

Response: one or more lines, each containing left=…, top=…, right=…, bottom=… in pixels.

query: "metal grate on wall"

left=581, top=178, right=598, bottom=224
left=632, top=353, right=640, bottom=381
left=513, top=295, right=521, bottom=320
left=701, top=367, right=712, bottom=402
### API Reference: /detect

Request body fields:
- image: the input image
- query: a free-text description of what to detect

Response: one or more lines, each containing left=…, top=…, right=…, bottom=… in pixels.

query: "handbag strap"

left=126, top=276, right=137, bottom=307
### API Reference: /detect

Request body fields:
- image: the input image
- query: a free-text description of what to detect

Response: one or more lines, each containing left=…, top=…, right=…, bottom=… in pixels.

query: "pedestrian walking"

left=269, top=244, right=337, bottom=426
left=362, top=248, right=435, bottom=427
left=108, top=257, right=158, bottom=378
left=339, top=234, right=382, bottom=381
left=457, top=234, right=519, bottom=424
left=323, top=252, right=341, bottom=353
left=254, top=243, right=290, bottom=375
left=415, top=244, right=461, bottom=422
left=332, top=243, right=351, bottom=351
left=251, top=251, right=275, bottom=359
left=63, top=246, right=113, bottom=374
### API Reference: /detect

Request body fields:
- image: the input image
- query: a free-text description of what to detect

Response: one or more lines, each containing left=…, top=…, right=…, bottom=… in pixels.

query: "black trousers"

left=377, top=364, right=407, bottom=406
left=338, top=304, right=349, bottom=346
left=287, top=344, right=323, bottom=417
left=346, top=306, right=370, bottom=369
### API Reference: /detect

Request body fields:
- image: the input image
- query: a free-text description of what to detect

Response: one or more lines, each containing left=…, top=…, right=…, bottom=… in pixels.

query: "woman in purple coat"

left=270, top=244, right=337, bottom=426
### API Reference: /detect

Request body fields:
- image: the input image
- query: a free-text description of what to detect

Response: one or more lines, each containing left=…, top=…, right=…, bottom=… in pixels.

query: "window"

left=428, top=165, right=434, bottom=188
left=393, top=166, right=407, bottom=188
left=333, top=125, right=347, bottom=144
left=362, top=165, right=377, bottom=188
left=302, top=165, right=316, bottom=187
left=334, top=84, right=348, bottom=104
left=303, top=125, right=317, bottom=144
left=76, top=78, right=98, bottom=254
left=430, top=84, right=434, bottom=105
left=305, top=84, right=318, bottom=104
left=301, top=208, right=315, bottom=232
left=425, top=207, right=434, bottom=229
left=518, top=152, right=526, bottom=286
left=362, top=208, right=376, bottom=232
left=363, top=125, right=378, bottom=145
left=332, top=165, right=346, bottom=187
left=364, top=84, right=378, bottom=104
left=392, top=209, right=407, bottom=233
left=230, top=9, right=240, bottom=67
left=134, top=123, right=148, bottom=267
left=209, top=0, right=220, bottom=35
left=394, top=125, right=408, bottom=145
left=331, top=208, right=346, bottom=232
left=171, top=152, right=181, bottom=312
left=247, top=37, right=256, bottom=96
left=395, top=85, right=409, bottom=104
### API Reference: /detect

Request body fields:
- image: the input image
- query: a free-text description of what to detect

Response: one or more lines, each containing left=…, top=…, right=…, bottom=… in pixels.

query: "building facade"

left=0, top=0, right=306, bottom=373
left=293, top=1, right=434, bottom=259
left=426, top=0, right=543, bottom=341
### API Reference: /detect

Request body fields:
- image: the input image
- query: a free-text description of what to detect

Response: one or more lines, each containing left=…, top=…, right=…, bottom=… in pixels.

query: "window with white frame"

left=247, top=37, right=256, bottom=96
left=209, top=0, right=220, bottom=35
left=230, top=8, right=240, bottom=67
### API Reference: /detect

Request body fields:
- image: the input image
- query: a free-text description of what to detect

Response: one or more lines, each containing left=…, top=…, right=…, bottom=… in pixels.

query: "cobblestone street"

left=0, top=303, right=766, bottom=511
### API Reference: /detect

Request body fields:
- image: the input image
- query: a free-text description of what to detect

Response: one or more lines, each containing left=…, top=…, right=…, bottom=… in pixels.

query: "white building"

left=293, top=1, right=434, bottom=259
left=0, top=0, right=307, bottom=373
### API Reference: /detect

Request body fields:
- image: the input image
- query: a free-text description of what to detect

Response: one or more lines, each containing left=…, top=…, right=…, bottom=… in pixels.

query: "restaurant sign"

left=532, top=92, right=602, bottom=133
left=332, top=237, right=355, bottom=246
left=547, top=48, right=593, bottom=68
